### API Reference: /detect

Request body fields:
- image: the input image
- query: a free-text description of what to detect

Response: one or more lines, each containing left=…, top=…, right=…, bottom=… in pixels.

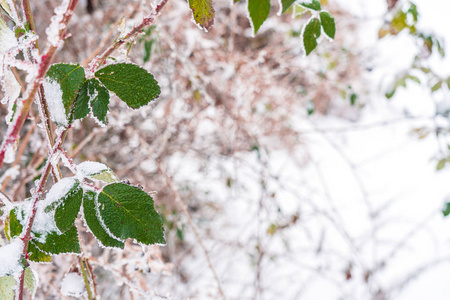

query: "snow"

left=0, top=238, right=24, bottom=277
left=45, top=0, right=70, bottom=47
left=32, top=202, right=58, bottom=243
left=0, top=16, right=17, bottom=54
left=77, top=161, right=109, bottom=176
left=3, top=69, right=21, bottom=103
left=42, top=177, right=78, bottom=208
left=43, top=78, right=68, bottom=127
left=60, top=273, right=85, bottom=297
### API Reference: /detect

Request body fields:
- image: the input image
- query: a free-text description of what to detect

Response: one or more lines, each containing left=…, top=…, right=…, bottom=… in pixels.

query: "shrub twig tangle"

left=0, top=0, right=335, bottom=298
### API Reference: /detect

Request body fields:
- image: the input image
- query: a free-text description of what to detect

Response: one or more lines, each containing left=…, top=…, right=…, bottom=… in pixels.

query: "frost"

left=3, top=69, right=21, bottom=103
left=45, top=0, right=70, bottom=47
left=78, top=161, right=108, bottom=176
left=43, top=78, right=68, bottom=127
left=0, top=238, right=24, bottom=277
left=42, top=177, right=78, bottom=208
left=32, top=201, right=58, bottom=243
left=0, top=190, right=13, bottom=210
left=34, top=177, right=78, bottom=239
left=4, top=140, right=17, bottom=163
left=60, top=273, right=85, bottom=297
left=0, top=16, right=17, bottom=54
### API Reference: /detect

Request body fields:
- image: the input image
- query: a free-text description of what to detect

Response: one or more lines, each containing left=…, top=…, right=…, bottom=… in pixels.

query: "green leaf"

left=75, top=78, right=110, bottom=125
left=95, top=63, right=160, bottom=109
left=54, top=182, right=83, bottom=233
left=443, top=202, right=450, bottom=217
left=32, top=226, right=80, bottom=255
left=319, top=11, right=335, bottom=39
left=437, top=159, right=447, bottom=171
left=83, top=191, right=124, bottom=249
left=431, top=81, right=442, bottom=93
left=248, top=0, right=271, bottom=35
left=280, top=0, right=296, bottom=14
left=0, top=276, right=15, bottom=300
left=7, top=207, right=23, bottom=238
left=350, top=93, right=357, bottom=106
left=7, top=207, right=51, bottom=262
left=405, top=75, right=420, bottom=84
left=188, top=0, right=215, bottom=31
left=293, top=4, right=307, bottom=18
left=303, top=18, right=321, bottom=55
left=78, top=161, right=119, bottom=183
left=46, top=63, right=86, bottom=120
left=97, top=183, right=165, bottom=245
left=27, top=241, right=52, bottom=263
left=298, top=0, right=321, bottom=11
left=73, top=81, right=90, bottom=121
left=24, top=267, right=38, bottom=298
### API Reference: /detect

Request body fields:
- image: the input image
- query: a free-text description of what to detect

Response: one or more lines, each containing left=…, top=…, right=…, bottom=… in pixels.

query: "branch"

left=16, top=126, right=70, bottom=300
left=0, top=0, right=80, bottom=171
left=89, top=0, right=169, bottom=72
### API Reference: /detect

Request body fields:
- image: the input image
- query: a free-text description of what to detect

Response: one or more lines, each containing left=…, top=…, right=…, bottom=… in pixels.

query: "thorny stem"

left=0, top=0, right=80, bottom=171
left=11, top=1, right=172, bottom=298
left=22, top=0, right=61, bottom=180
left=17, top=126, right=70, bottom=300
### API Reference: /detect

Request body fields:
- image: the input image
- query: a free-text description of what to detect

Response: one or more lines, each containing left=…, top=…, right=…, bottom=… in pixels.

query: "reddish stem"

left=0, top=0, right=80, bottom=171
left=16, top=127, right=70, bottom=300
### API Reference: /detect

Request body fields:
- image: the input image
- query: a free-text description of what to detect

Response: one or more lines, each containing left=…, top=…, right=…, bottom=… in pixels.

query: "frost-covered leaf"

left=7, top=207, right=23, bottom=239
left=97, top=183, right=165, bottom=245
left=188, top=0, right=215, bottom=31
left=27, top=241, right=52, bottom=263
left=298, top=0, right=321, bottom=11
left=302, top=17, right=321, bottom=55
left=293, top=4, right=307, bottom=18
left=78, top=161, right=119, bottom=183
left=0, top=16, right=17, bottom=54
left=54, top=182, right=83, bottom=233
left=74, top=78, right=110, bottom=125
left=24, top=267, right=38, bottom=298
left=32, top=226, right=80, bottom=255
left=8, top=208, right=52, bottom=263
left=280, top=0, right=296, bottom=14
left=83, top=191, right=124, bottom=249
left=319, top=11, right=335, bottom=39
left=95, top=63, right=160, bottom=109
left=0, top=239, right=24, bottom=277
left=248, top=0, right=270, bottom=35
left=0, top=276, right=15, bottom=300
left=43, top=178, right=83, bottom=233
left=45, top=64, right=85, bottom=127
left=4, top=70, right=20, bottom=103
left=0, top=1, right=12, bottom=20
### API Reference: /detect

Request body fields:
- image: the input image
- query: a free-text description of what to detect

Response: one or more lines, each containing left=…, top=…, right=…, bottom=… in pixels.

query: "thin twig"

left=89, top=0, right=169, bottom=72
left=158, top=162, right=226, bottom=299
